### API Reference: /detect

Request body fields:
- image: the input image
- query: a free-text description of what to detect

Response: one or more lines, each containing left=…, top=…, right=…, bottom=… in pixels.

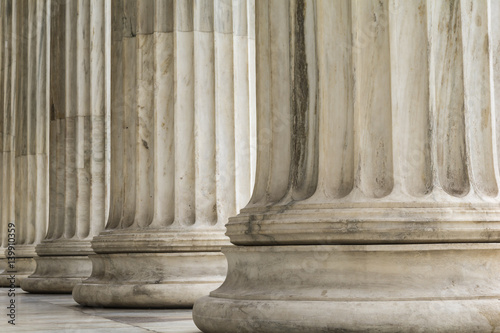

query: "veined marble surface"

left=0, top=289, right=200, bottom=333
left=74, top=0, right=256, bottom=308
left=193, top=0, right=500, bottom=332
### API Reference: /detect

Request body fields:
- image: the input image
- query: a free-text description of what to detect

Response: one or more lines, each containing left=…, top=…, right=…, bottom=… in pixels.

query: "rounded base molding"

left=21, top=276, right=86, bottom=293
left=21, top=256, right=92, bottom=293
left=194, top=297, right=500, bottom=333
left=15, top=245, right=38, bottom=258
left=35, top=239, right=93, bottom=256
left=91, top=228, right=230, bottom=253
left=228, top=203, right=500, bottom=245
left=73, top=252, right=227, bottom=308
left=193, top=244, right=500, bottom=333
left=74, top=282, right=226, bottom=308
left=0, top=257, right=36, bottom=287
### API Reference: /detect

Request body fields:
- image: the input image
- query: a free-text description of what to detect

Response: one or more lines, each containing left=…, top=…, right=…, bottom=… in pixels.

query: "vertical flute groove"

left=288, top=0, right=318, bottom=201
left=233, top=0, right=252, bottom=210
left=174, top=0, right=196, bottom=226
left=249, top=0, right=271, bottom=206
left=429, top=0, right=469, bottom=197
left=120, top=0, right=137, bottom=229
left=352, top=0, right=393, bottom=199
left=316, top=0, right=354, bottom=199
left=106, top=0, right=124, bottom=230
left=64, top=0, right=77, bottom=238
left=390, top=0, right=432, bottom=197
left=47, top=0, right=63, bottom=240
left=27, top=0, right=37, bottom=245
left=35, top=0, right=49, bottom=244
left=134, top=0, right=154, bottom=228
left=460, top=0, right=498, bottom=197
left=134, top=32, right=155, bottom=228
left=0, top=0, right=5, bottom=250
left=89, top=0, right=107, bottom=236
left=268, top=0, right=291, bottom=204
left=76, top=0, right=91, bottom=239
left=494, top=0, right=500, bottom=183
left=2, top=0, right=14, bottom=245
left=15, top=0, right=28, bottom=245
left=215, top=0, right=236, bottom=226
left=152, top=0, right=175, bottom=228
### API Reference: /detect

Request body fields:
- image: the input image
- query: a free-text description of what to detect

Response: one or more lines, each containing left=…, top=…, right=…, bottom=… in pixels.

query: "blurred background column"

left=0, top=0, right=50, bottom=287
left=0, top=0, right=50, bottom=288
left=21, top=0, right=109, bottom=293
left=0, top=0, right=12, bottom=281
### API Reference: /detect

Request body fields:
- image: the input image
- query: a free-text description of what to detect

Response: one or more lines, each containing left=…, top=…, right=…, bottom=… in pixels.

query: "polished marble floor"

left=0, top=288, right=202, bottom=332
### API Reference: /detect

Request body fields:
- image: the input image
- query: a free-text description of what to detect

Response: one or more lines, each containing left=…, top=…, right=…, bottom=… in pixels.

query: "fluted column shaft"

left=22, top=0, right=109, bottom=294
left=0, top=0, right=9, bottom=276
left=73, top=0, right=256, bottom=308
left=223, top=0, right=500, bottom=245
left=0, top=0, right=51, bottom=288
left=193, top=1, right=500, bottom=332
left=0, top=0, right=19, bottom=287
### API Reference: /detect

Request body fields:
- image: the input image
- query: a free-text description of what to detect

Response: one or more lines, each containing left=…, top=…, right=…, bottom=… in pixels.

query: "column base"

left=193, top=244, right=500, bottom=333
left=21, top=256, right=92, bottom=293
left=0, top=257, right=36, bottom=287
left=73, top=252, right=227, bottom=308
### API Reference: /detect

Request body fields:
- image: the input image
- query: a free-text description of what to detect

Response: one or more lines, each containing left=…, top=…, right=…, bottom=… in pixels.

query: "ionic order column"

left=1, top=0, right=50, bottom=287
left=21, top=0, right=109, bottom=293
left=0, top=0, right=9, bottom=277
left=193, top=1, right=500, bottom=332
left=0, top=0, right=18, bottom=287
left=73, top=0, right=256, bottom=308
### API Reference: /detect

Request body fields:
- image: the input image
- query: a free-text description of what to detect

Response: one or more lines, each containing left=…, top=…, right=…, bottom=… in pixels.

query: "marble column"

left=0, top=0, right=9, bottom=277
left=193, top=0, right=500, bottom=332
left=0, top=0, right=18, bottom=287
left=73, top=0, right=256, bottom=308
left=0, top=0, right=50, bottom=288
left=21, top=0, right=109, bottom=293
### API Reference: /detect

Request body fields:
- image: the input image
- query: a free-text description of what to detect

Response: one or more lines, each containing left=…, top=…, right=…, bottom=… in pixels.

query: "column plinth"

left=195, top=244, right=500, bottom=333
left=21, top=255, right=93, bottom=293
left=193, top=0, right=500, bottom=331
left=74, top=252, right=226, bottom=308
left=74, top=228, right=229, bottom=307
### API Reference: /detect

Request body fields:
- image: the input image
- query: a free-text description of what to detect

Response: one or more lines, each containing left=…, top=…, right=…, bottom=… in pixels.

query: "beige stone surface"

left=0, top=0, right=49, bottom=283
left=73, top=0, right=256, bottom=308
left=0, top=0, right=16, bottom=281
left=0, top=257, right=36, bottom=287
left=5, top=0, right=500, bottom=331
left=21, top=256, right=92, bottom=293
left=226, top=0, right=500, bottom=246
left=0, top=0, right=9, bottom=269
left=22, top=0, right=110, bottom=294
left=195, top=244, right=500, bottom=333
left=73, top=252, right=227, bottom=308
left=193, top=0, right=500, bottom=331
